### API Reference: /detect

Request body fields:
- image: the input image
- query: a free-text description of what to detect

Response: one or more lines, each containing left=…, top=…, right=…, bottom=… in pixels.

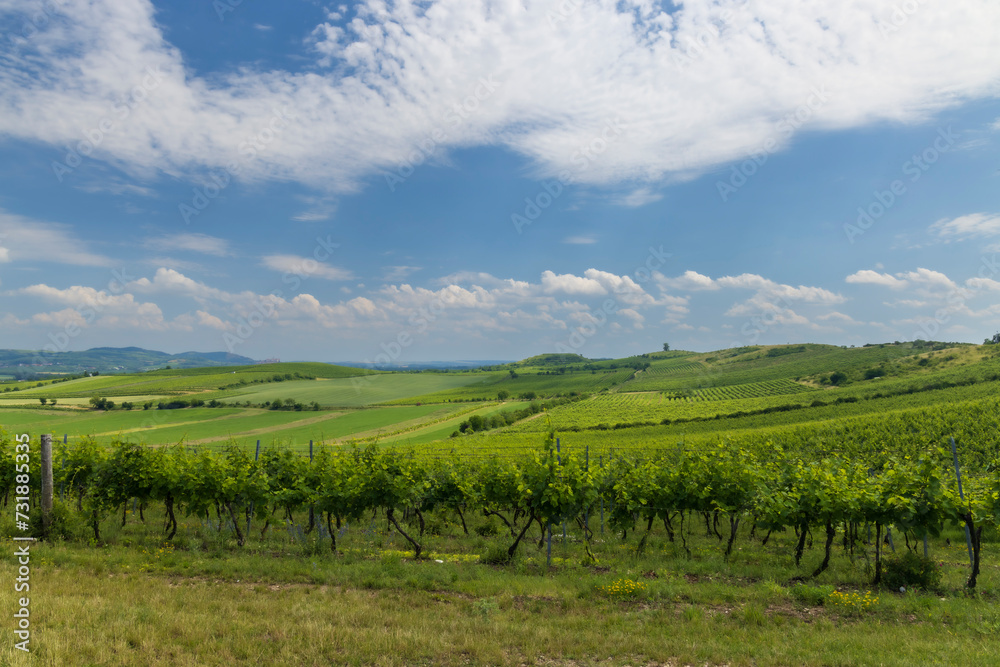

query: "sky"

left=1, top=0, right=999, bottom=364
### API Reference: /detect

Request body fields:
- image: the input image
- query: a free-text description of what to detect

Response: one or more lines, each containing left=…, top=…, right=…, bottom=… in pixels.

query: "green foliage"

left=790, top=584, right=835, bottom=606
left=881, top=551, right=943, bottom=591
left=480, top=542, right=514, bottom=565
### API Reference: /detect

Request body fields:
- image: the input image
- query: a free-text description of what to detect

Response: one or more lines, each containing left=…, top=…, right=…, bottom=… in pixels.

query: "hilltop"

left=0, top=346, right=258, bottom=377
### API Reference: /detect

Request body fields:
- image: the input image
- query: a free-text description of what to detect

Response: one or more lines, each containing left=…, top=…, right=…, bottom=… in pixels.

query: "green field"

left=205, top=373, right=490, bottom=407
left=2, top=341, right=996, bottom=451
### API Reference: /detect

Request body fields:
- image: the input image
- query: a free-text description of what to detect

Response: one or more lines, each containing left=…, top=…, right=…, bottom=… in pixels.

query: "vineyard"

left=4, top=413, right=997, bottom=589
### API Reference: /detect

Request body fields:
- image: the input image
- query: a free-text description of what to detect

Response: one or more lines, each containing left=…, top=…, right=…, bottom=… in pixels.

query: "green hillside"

left=1, top=340, right=994, bottom=451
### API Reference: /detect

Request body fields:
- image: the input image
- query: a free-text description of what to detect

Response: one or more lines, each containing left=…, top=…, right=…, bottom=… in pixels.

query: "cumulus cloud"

left=658, top=270, right=719, bottom=291
left=540, top=270, right=607, bottom=296
left=846, top=270, right=908, bottom=289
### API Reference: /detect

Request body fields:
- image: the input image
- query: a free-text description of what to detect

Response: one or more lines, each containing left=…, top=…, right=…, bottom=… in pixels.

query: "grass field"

left=2, top=341, right=995, bottom=451
left=205, top=373, right=489, bottom=407
left=1, top=492, right=996, bottom=666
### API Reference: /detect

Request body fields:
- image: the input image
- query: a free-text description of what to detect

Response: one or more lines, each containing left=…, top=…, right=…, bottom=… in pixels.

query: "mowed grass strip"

left=209, top=374, right=489, bottom=407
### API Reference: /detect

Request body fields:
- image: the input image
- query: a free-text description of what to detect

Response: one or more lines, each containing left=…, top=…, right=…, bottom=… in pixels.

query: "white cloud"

left=292, top=196, right=337, bottom=222
left=612, top=188, right=662, bottom=208
left=846, top=270, right=908, bottom=289
left=540, top=270, right=606, bottom=296
left=383, top=266, right=421, bottom=281
left=929, top=213, right=1000, bottom=239
left=16, top=284, right=169, bottom=330
left=966, top=277, right=1000, bottom=291
left=0, top=211, right=111, bottom=267
left=143, top=233, right=232, bottom=257
left=0, top=0, right=998, bottom=193
left=817, top=312, right=862, bottom=325
left=658, top=270, right=719, bottom=291
left=563, top=236, right=597, bottom=245
left=897, top=268, right=957, bottom=291
left=128, top=267, right=228, bottom=301
left=261, top=255, right=355, bottom=281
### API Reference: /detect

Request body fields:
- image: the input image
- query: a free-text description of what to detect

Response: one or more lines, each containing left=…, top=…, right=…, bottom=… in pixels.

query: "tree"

left=663, top=343, right=670, bottom=352
left=984, top=333, right=1000, bottom=345
left=497, top=389, right=510, bottom=401
left=89, top=396, right=113, bottom=410
left=39, top=397, right=47, bottom=405
left=50, top=399, right=57, bottom=407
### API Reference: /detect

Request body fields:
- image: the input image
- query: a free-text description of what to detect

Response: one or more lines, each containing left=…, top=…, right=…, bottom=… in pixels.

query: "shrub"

left=881, top=551, right=942, bottom=591
left=480, top=542, right=514, bottom=565
left=474, top=521, right=499, bottom=537
left=790, top=583, right=834, bottom=606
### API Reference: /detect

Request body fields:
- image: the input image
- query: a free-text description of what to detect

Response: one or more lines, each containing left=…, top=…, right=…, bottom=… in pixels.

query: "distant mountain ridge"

left=0, top=347, right=257, bottom=376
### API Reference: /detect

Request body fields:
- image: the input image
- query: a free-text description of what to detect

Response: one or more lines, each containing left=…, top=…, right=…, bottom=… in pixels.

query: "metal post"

left=950, top=437, right=975, bottom=569
left=247, top=439, right=261, bottom=536
left=40, top=434, right=53, bottom=536
left=60, top=434, right=67, bottom=501
left=309, top=440, right=315, bottom=530
left=584, top=445, right=589, bottom=538
left=557, top=439, right=565, bottom=541
left=546, top=524, right=552, bottom=567
left=600, top=455, right=604, bottom=535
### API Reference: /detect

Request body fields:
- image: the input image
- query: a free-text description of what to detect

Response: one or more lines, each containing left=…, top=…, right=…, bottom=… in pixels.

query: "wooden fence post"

left=40, top=434, right=54, bottom=536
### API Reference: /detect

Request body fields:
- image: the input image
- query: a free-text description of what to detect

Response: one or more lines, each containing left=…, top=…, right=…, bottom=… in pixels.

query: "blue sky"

left=1, top=0, right=999, bottom=363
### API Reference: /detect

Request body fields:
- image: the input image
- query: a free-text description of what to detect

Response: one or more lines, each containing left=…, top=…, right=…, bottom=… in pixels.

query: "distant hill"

left=0, top=347, right=258, bottom=377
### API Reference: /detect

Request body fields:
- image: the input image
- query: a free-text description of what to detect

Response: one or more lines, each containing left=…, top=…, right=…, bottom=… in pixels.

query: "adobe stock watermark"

left=738, top=292, right=799, bottom=345
left=213, top=0, right=247, bottom=21
left=384, top=75, right=501, bottom=192
left=716, top=84, right=829, bottom=202
left=51, top=66, right=165, bottom=183
left=12, top=432, right=33, bottom=653
left=512, top=117, right=626, bottom=234
left=179, top=106, right=298, bottom=225
left=843, top=126, right=957, bottom=244
left=876, top=0, right=926, bottom=37
left=222, top=235, right=340, bottom=352
left=554, top=245, right=672, bottom=354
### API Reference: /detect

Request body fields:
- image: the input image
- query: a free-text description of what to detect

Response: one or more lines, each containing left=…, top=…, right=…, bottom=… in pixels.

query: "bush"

left=480, top=541, right=514, bottom=565
left=474, top=521, right=499, bottom=537
left=790, top=583, right=835, bottom=606
left=881, top=551, right=942, bottom=591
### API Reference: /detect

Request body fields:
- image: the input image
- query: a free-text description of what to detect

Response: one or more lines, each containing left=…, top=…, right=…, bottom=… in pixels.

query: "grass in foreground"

left=2, top=505, right=998, bottom=666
